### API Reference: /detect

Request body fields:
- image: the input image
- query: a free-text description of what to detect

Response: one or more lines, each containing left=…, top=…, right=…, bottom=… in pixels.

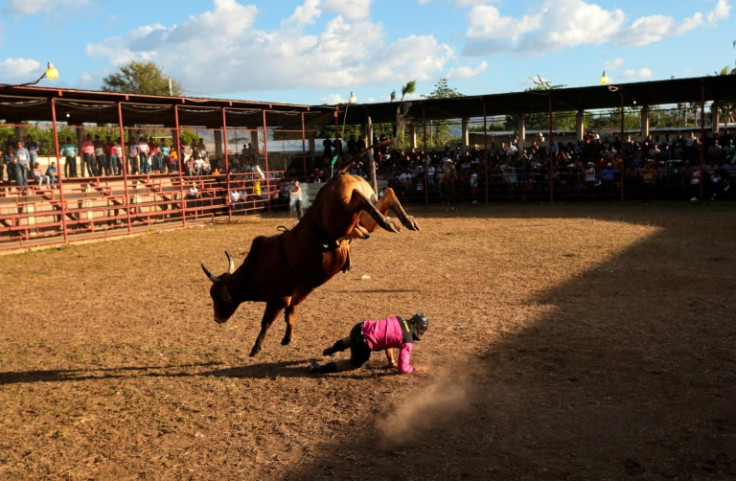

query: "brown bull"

left=201, top=148, right=419, bottom=357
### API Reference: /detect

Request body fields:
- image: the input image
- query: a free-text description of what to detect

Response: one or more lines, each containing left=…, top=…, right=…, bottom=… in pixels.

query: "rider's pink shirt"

left=362, top=316, right=414, bottom=373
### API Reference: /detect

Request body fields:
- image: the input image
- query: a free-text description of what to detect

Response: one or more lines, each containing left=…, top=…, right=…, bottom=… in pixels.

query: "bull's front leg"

left=251, top=300, right=286, bottom=357
left=281, top=290, right=310, bottom=346
left=348, top=190, right=401, bottom=234
left=358, top=187, right=420, bottom=233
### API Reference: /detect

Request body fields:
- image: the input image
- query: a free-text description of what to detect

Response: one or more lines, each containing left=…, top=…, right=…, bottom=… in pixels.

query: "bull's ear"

left=201, top=263, right=220, bottom=283
left=225, top=251, right=236, bottom=274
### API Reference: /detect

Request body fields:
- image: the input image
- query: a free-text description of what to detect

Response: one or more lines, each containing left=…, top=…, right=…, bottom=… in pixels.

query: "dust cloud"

left=377, top=371, right=471, bottom=447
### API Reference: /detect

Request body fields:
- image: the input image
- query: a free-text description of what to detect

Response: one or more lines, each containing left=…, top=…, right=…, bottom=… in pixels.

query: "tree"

left=393, top=81, right=416, bottom=148
left=504, top=75, right=572, bottom=132
left=422, top=78, right=463, bottom=147
left=101, top=61, right=183, bottom=96
left=714, top=65, right=736, bottom=126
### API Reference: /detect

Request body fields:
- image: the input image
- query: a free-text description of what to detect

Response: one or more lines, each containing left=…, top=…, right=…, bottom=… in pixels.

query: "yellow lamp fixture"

left=45, top=62, right=59, bottom=81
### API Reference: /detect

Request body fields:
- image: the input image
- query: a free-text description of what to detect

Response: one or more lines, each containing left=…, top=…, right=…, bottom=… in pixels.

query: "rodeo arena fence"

left=2, top=75, right=736, bottom=252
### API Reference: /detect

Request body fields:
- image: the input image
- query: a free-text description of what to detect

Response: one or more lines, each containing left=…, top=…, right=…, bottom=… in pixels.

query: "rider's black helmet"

left=409, top=312, right=429, bottom=339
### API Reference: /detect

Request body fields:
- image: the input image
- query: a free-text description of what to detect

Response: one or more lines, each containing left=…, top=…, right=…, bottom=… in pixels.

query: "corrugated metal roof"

left=1, top=75, right=735, bottom=131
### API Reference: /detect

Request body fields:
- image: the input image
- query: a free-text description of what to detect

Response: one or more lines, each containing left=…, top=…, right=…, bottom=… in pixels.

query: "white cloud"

left=617, top=15, right=674, bottom=47
left=620, top=67, right=653, bottom=81
left=456, top=0, right=499, bottom=6
left=0, top=57, right=41, bottom=83
left=461, top=0, right=731, bottom=56
left=446, top=61, right=487, bottom=80
left=604, top=58, right=624, bottom=71
left=283, top=0, right=321, bottom=28
left=519, top=0, right=625, bottom=53
left=466, top=5, right=539, bottom=41
left=85, top=0, right=453, bottom=97
left=322, top=0, right=371, bottom=22
left=708, top=0, right=731, bottom=22
left=3, top=0, right=90, bottom=15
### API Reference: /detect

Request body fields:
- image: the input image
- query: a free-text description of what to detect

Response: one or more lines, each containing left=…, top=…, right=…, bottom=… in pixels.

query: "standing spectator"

left=0, top=145, right=5, bottom=185
left=289, top=180, right=303, bottom=220
left=61, top=136, right=78, bottom=178
left=127, top=138, right=139, bottom=174
left=81, top=133, right=96, bottom=177
left=93, top=134, right=106, bottom=176
left=469, top=171, right=478, bottom=204
left=6, top=146, right=18, bottom=186
left=25, top=135, right=39, bottom=168
left=137, top=136, right=151, bottom=174
left=322, top=137, right=332, bottom=164
left=160, top=141, right=170, bottom=173
left=195, top=138, right=206, bottom=158
left=114, top=139, right=124, bottom=175
left=15, top=140, right=31, bottom=187
left=105, top=136, right=118, bottom=176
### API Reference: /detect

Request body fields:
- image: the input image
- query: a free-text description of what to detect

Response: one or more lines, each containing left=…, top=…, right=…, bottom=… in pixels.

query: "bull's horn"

left=201, top=263, right=220, bottom=283
left=225, top=251, right=236, bottom=274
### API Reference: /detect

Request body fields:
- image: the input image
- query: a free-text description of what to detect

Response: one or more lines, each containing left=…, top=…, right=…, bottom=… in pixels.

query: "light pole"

left=341, top=91, right=357, bottom=138
left=9, top=62, right=60, bottom=87
left=600, top=71, right=626, bottom=201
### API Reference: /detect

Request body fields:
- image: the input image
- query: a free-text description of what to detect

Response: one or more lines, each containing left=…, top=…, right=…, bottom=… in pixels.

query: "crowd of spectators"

left=302, top=130, right=736, bottom=202
left=3, top=128, right=735, bottom=203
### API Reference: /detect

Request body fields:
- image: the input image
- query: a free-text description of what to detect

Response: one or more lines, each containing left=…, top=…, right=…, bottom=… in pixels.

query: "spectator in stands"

left=137, top=136, right=151, bottom=174
left=197, top=138, right=207, bottom=159
left=92, top=134, right=106, bottom=176
left=289, top=180, right=303, bottom=220
left=641, top=159, right=658, bottom=200
left=599, top=162, right=619, bottom=196
left=160, top=141, right=170, bottom=173
left=185, top=155, right=195, bottom=176
left=25, top=135, right=39, bottom=169
left=201, top=155, right=212, bottom=175
left=168, top=146, right=179, bottom=173
left=469, top=171, right=478, bottom=204
left=230, top=188, right=245, bottom=212
left=15, top=140, right=30, bottom=187
left=61, top=136, right=77, bottom=178
left=31, top=162, right=44, bottom=186
left=242, top=142, right=255, bottom=162
left=105, top=135, right=123, bottom=175
left=0, top=145, right=5, bottom=185
left=44, top=161, right=58, bottom=187
left=127, top=138, right=139, bottom=174
left=186, top=181, right=201, bottom=208
left=4, top=145, right=16, bottom=186
left=81, top=134, right=96, bottom=177
left=193, top=153, right=204, bottom=176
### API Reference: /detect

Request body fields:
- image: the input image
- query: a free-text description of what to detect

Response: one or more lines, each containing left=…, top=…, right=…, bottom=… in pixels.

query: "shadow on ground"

left=282, top=205, right=736, bottom=480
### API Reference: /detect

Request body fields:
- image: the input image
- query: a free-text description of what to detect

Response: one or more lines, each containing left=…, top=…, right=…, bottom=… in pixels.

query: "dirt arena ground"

left=1, top=203, right=735, bottom=480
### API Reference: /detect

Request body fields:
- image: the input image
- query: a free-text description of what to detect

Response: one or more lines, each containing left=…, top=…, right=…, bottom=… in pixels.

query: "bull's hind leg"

left=358, top=187, right=420, bottom=233
left=250, top=300, right=286, bottom=356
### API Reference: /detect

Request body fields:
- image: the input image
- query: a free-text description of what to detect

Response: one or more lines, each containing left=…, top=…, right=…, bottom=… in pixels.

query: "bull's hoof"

left=249, top=344, right=262, bottom=357
left=281, top=336, right=291, bottom=346
left=382, top=216, right=401, bottom=233
left=407, top=215, right=420, bottom=231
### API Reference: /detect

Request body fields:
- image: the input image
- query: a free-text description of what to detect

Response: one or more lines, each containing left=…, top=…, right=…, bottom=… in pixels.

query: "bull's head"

left=201, top=251, right=239, bottom=324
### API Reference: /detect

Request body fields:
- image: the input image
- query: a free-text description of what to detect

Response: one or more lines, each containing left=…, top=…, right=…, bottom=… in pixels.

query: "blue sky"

left=1, top=0, right=733, bottom=106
